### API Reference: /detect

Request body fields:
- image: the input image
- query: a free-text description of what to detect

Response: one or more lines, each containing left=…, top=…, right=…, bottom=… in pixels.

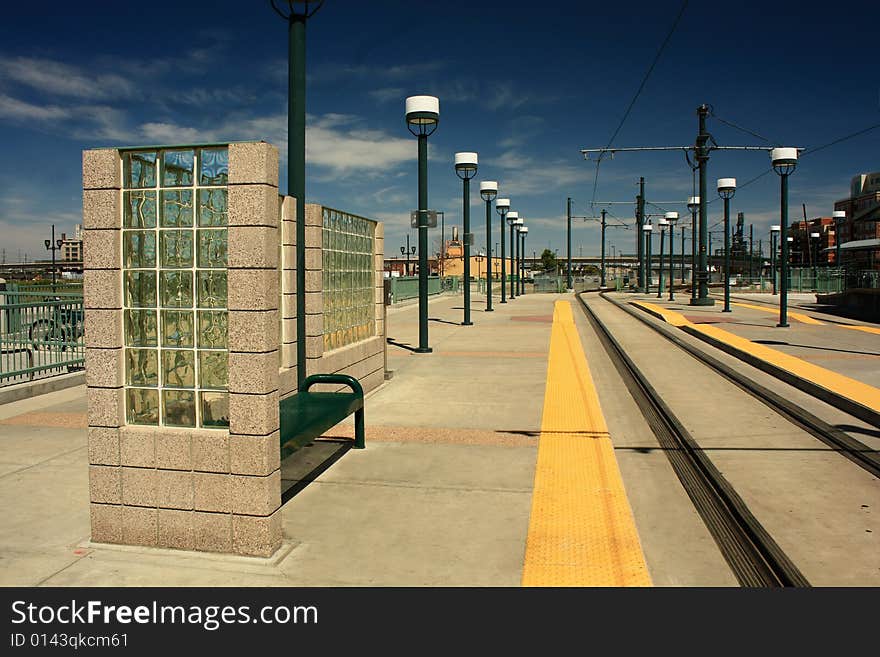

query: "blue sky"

left=1, top=0, right=878, bottom=263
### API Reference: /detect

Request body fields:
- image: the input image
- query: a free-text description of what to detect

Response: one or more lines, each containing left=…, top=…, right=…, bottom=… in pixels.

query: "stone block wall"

left=84, top=141, right=282, bottom=557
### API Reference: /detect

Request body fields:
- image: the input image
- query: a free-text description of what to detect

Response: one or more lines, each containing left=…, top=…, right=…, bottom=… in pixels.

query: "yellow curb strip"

left=630, top=301, right=880, bottom=414
left=521, top=301, right=651, bottom=587
left=731, top=301, right=824, bottom=325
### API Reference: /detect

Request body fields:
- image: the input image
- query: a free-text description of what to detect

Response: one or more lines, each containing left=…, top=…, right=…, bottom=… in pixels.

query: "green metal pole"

left=600, top=209, right=607, bottom=288
left=645, top=227, right=652, bottom=295
left=694, top=104, right=713, bottom=305
left=680, top=225, right=685, bottom=289
left=509, top=223, right=516, bottom=299
left=289, top=14, right=307, bottom=385
left=657, top=225, right=664, bottom=298
left=500, top=209, right=507, bottom=303
left=637, top=178, right=645, bottom=291
left=462, top=177, right=472, bottom=325
left=723, top=197, right=731, bottom=312
left=566, top=197, right=572, bottom=290
left=690, top=208, right=697, bottom=302
left=485, top=198, right=493, bottom=312
left=416, top=134, right=431, bottom=351
left=778, top=174, right=790, bottom=327
left=771, top=232, right=777, bottom=294
left=521, top=232, right=527, bottom=295
left=749, top=223, right=754, bottom=284
left=51, top=224, right=57, bottom=293
left=669, top=222, right=676, bottom=301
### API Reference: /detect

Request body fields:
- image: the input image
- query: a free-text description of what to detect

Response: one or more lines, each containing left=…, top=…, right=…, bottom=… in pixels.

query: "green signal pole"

left=566, top=197, right=572, bottom=290
left=600, top=209, right=607, bottom=288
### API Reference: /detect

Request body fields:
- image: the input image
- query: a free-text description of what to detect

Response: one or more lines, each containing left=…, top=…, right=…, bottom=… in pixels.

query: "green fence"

left=387, top=275, right=445, bottom=303
left=0, top=290, right=85, bottom=386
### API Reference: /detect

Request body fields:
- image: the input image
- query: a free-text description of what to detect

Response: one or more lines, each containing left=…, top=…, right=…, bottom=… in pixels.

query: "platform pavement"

left=0, top=292, right=564, bottom=587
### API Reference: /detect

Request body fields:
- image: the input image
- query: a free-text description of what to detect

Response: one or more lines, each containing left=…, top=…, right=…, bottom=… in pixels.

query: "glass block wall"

left=322, top=208, right=376, bottom=352
left=121, top=147, right=229, bottom=428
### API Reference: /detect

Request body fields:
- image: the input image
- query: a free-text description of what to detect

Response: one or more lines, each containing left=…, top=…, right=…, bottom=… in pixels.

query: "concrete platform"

left=0, top=289, right=875, bottom=586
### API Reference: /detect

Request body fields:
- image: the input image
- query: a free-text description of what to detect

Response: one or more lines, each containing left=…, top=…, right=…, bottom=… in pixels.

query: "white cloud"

left=0, top=56, right=136, bottom=100
left=0, top=93, right=70, bottom=121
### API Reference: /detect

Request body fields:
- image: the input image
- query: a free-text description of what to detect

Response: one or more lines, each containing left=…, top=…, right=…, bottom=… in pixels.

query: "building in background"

left=787, top=217, right=835, bottom=266
left=60, top=224, right=83, bottom=262
left=834, top=172, right=880, bottom=269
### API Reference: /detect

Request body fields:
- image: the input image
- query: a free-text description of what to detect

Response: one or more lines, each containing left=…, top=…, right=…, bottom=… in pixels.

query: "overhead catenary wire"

left=589, top=0, right=690, bottom=211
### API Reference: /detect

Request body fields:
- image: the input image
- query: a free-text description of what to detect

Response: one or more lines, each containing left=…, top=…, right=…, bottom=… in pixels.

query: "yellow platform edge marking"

left=521, top=301, right=651, bottom=587
left=839, top=324, right=880, bottom=336
left=731, top=301, right=824, bottom=325
left=630, top=301, right=880, bottom=413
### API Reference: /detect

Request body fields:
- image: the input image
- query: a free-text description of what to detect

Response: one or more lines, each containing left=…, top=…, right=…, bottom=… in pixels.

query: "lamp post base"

left=485, top=308, right=494, bottom=312
left=722, top=309, right=732, bottom=313
left=415, top=347, right=433, bottom=353
left=776, top=323, right=789, bottom=328
left=689, top=298, right=715, bottom=306
left=461, top=321, right=473, bottom=326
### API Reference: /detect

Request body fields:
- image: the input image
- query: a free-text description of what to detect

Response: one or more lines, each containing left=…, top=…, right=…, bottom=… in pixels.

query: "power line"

left=589, top=0, right=690, bottom=209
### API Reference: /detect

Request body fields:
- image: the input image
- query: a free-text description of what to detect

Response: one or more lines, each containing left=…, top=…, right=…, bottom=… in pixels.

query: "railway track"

left=600, top=293, right=880, bottom=478
left=575, top=292, right=811, bottom=587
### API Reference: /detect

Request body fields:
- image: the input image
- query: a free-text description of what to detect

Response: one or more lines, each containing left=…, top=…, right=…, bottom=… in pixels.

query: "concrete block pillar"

left=84, top=141, right=283, bottom=558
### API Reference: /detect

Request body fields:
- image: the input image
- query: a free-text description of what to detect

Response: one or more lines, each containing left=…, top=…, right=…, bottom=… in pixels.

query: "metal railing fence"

left=0, top=290, right=84, bottom=387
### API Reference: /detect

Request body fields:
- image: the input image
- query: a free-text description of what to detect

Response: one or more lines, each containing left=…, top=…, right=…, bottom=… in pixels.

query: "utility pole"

left=749, top=223, right=754, bottom=283
left=600, top=209, right=607, bottom=288
left=566, top=197, right=573, bottom=290
left=693, top=104, right=713, bottom=305
left=637, top=177, right=645, bottom=292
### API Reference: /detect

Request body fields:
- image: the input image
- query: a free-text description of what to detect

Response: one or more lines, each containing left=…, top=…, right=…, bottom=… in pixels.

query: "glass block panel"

left=125, top=309, right=157, bottom=347
left=160, top=271, right=194, bottom=308
left=199, top=351, right=227, bottom=389
left=199, top=148, right=228, bottom=185
left=163, top=390, right=195, bottom=427
left=126, top=348, right=158, bottom=386
left=198, top=189, right=228, bottom=226
left=123, top=231, right=156, bottom=268
left=197, top=229, right=227, bottom=268
left=160, top=230, right=194, bottom=268
left=124, top=151, right=157, bottom=189
left=161, top=310, right=194, bottom=348
left=198, top=311, right=227, bottom=348
left=127, top=388, right=159, bottom=425
left=197, top=271, right=227, bottom=308
left=125, top=271, right=157, bottom=308
left=162, top=149, right=194, bottom=187
left=200, top=392, right=229, bottom=428
left=162, top=349, right=195, bottom=388
left=160, top=190, right=194, bottom=227
left=124, top=191, right=157, bottom=228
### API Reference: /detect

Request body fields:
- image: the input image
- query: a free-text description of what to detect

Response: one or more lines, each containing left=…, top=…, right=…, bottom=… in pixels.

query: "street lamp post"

left=772, top=147, right=798, bottom=328
left=506, top=212, right=519, bottom=299
left=810, top=231, right=820, bottom=283
left=513, top=217, right=524, bottom=296
left=480, top=181, right=498, bottom=312
left=406, top=95, right=440, bottom=352
left=43, top=225, right=63, bottom=293
left=455, top=152, right=478, bottom=326
left=642, top=223, right=652, bottom=295
left=666, top=212, right=679, bottom=301
left=496, top=199, right=510, bottom=303
left=657, top=218, right=668, bottom=298
left=717, top=177, right=736, bottom=312
left=272, top=0, right=324, bottom=386
left=770, top=225, right=781, bottom=294
left=520, top=226, right=528, bottom=295
left=600, top=208, right=607, bottom=288
left=687, top=196, right=699, bottom=302
left=476, top=250, right=484, bottom=286
left=833, top=210, right=845, bottom=273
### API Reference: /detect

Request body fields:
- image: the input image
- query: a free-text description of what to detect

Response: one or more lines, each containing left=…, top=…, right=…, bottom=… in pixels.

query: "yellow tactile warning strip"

left=631, top=301, right=880, bottom=415
left=840, top=324, right=880, bottom=336
left=731, top=301, right=825, bottom=325
left=521, top=301, right=651, bottom=587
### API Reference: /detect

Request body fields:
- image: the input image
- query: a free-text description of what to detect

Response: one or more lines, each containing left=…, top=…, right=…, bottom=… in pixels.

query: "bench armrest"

left=299, top=373, right=364, bottom=399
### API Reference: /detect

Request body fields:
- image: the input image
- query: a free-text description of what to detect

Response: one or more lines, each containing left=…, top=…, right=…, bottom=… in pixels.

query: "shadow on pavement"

left=281, top=439, right=352, bottom=505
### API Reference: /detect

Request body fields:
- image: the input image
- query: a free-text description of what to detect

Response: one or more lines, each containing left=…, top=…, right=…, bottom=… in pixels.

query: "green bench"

left=279, top=373, right=365, bottom=459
